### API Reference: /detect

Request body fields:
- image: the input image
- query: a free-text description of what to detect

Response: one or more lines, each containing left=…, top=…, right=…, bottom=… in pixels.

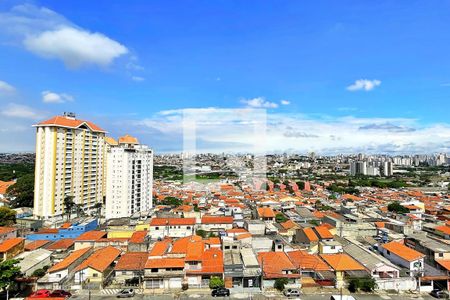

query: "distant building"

left=33, top=113, right=106, bottom=219
left=105, top=135, right=153, bottom=219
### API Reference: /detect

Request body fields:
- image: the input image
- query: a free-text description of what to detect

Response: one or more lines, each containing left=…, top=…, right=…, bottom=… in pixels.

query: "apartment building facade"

left=33, top=113, right=106, bottom=219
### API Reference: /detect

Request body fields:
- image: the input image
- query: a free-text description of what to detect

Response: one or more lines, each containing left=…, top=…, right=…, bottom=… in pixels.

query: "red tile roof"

left=150, top=218, right=196, bottom=226
left=35, top=116, right=106, bottom=132
left=74, top=246, right=121, bottom=273
left=257, top=207, right=276, bottom=218
left=129, top=231, right=147, bottom=243
left=382, top=241, right=425, bottom=262
left=287, top=250, right=332, bottom=271
left=314, top=226, right=334, bottom=240
left=435, top=225, right=450, bottom=235
left=0, top=237, right=24, bottom=252
left=75, top=231, right=107, bottom=241
left=201, top=216, right=233, bottom=224
left=0, top=227, right=16, bottom=235
left=145, top=257, right=185, bottom=268
left=25, top=240, right=51, bottom=251
left=45, top=238, right=75, bottom=250
left=115, top=252, right=148, bottom=271
left=303, top=228, right=319, bottom=242
left=0, top=180, right=15, bottom=194
left=48, top=247, right=92, bottom=273
left=149, top=240, right=171, bottom=257
left=258, top=252, right=299, bottom=279
left=320, top=254, right=366, bottom=271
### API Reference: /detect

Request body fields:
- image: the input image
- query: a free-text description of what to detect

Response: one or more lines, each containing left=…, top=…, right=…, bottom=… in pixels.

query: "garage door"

left=169, top=278, right=182, bottom=289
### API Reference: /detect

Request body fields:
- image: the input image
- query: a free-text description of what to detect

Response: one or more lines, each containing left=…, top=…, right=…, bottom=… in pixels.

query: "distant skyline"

left=1, top=1, right=450, bottom=154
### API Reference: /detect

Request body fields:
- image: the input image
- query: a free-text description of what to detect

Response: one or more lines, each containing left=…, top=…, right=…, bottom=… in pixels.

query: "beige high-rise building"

left=33, top=113, right=106, bottom=219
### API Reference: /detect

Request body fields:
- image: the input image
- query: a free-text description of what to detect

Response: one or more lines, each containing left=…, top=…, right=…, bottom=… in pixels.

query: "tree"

left=209, top=276, right=224, bottom=289
left=348, top=277, right=376, bottom=292
left=63, top=195, right=75, bottom=220
left=93, top=202, right=102, bottom=218
left=387, top=201, right=410, bottom=214
left=274, top=278, right=289, bottom=291
left=275, top=213, right=288, bottom=223
left=161, top=196, right=183, bottom=207
left=31, top=268, right=46, bottom=278
left=196, top=229, right=207, bottom=238
left=0, top=259, right=21, bottom=292
left=0, top=207, right=16, bottom=226
left=7, top=174, right=34, bottom=208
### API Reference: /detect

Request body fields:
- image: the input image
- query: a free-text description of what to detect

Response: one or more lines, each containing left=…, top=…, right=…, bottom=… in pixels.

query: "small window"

left=151, top=268, right=158, bottom=273
left=155, top=227, right=159, bottom=230
left=439, top=253, right=444, bottom=257
left=122, top=271, right=127, bottom=275
left=387, top=250, right=391, bottom=255
left=93, top=273, right=98, bottom=277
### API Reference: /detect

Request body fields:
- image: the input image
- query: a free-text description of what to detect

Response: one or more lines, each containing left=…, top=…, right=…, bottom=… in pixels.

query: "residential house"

left=38, top=247, right=93, bottom=290
left=258, top=251, right=300, bottom=289
left=381, top=241, right=425, bottom=275
left=257, top=207, right=276, bottom=222
left=0, top=237, right=25, bottom=261
left=16, top=248, right=52, bottom=276
left=128, top=231, right=149, bottom=252
left=114, top=252, right=148, bottom=284
left=73, top=246, right=121, bottom=285
left=320, top=253, right=368, bottom=289
left=200, top=216, right=234, bottom=233
left=0, top=227, right=17, bottom=242
left=74, top=231, right=107, bottom=250
left=148, top=218, right=196, bottom=239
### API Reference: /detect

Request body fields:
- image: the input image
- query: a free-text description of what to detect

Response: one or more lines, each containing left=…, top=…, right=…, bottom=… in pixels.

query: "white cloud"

left=0, top=80, right=15, bottom=93
left=42, top=90, right=74, bottom=103
left=1, top=103, right=42, bottom=120
left=131, top=76, right=145, bottom=82
left=24, top=27, right=128, bottom=68
left=280, top=100, right=290, bottom=105
left=241, top=97, right=278, bottom=108
left=0, top=5, right=128, bottom=69
left=347, top=79, right=381, bottom=91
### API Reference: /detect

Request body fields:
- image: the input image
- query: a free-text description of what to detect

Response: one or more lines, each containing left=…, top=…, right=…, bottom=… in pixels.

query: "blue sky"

left=1, top=1, right=450, bottom=153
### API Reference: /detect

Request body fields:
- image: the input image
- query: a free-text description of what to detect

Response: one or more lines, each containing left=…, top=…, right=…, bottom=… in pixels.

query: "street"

left=72, top=290, right=438, bottom=300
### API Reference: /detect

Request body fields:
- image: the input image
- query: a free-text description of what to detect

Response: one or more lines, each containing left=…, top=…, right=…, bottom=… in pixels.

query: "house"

left=240, top=247, right=261, bottom=289
left=148, top=218, right=196, bottom=239
left=144, top=257, right=185, bottom=289
left=74, top=231, right=107, bottom=250
left=45, top=238, right=75, bottom=253
left=200, top=216, right=234, bottom=233
left=244, top=220, right=266, bottom=235
left=39, top=247, right=93, bottom=289
left=405, top=233, right=450, bottom=267
left=25, top=240, right=51, bottom=251
left=287, top=250, right=332, bottom=279
left=114, top=252, right=148, bottom=284
left=278, top=220, right=300, bottom=242
left=73, top=246, right=121, bottom=284
left=258, top=251, right=301, bottom=288
left=16, top=248, right=52, bottom=276
left=26, top=219, right=98, bottom=241
left=0, top=237, right=25, bottom=261
left=319, top=240, right=343, bottom=254
left=381, top=241, right=425, bottom=275
left=0, top=227, right=17, bottom=242
left=295, top=227, right=319, bottom=251
left=128, top=231, right=149, bottom=252
left=223, top=240, right=244, bottom=288
left=257, top=207, right=276, bottom=222
left=186, top=247, right=224, bottom=288
left=320, top=253, right=368, bottom=289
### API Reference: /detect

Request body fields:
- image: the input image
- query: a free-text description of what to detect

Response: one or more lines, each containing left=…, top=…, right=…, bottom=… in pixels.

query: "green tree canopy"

left=63, top=195, right=75, bottom=220
left=0, top=207, right=16, bottom=226
left=209, top=276, right=224, bottom=289
left=274, top=278, right=289, bottom=291
left=161, top=196, right=183, bottom=207
left=387, top=201, right=410, bottom=214
left=275, top=213, right=288, bottom=223
left=0, top=259, right=21, bottom=291
left=7, top=174, right=34, bottom=208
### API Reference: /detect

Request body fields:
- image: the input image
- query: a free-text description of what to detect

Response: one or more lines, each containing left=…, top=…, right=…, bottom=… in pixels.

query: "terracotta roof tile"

left=145, top=257, right=185, bottom=268
left=115, top=252, right=147, bottom=271
left=74, top=246, right=121, bottom=273
left=287, top=250, right=332, bottom=271
left=45, top=238, right=75, bottom=250
left=382, top=241, right=425, bottom=262
left=303, top=228, right=319, bottom=242
left=150, top=218, right=196, bottom=226
left=48, top=247, right=92, bottom=273
left=201, top=216, right=233, bottom=224
left=25, top=240, right=51, bottom=251
left=320, top=254, right=366, bottom=271
left=0, top=237, right=24, bottom=252
left=258, top=251, right=299, bottom=279
left=35, top=116, right=105, bottom=132
left=129, top=231, right=147, bottom=244
left=75, top=231, right=107, bottom=241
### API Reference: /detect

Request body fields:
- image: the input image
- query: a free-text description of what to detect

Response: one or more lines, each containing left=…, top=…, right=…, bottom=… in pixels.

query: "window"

left=122, top=271, right=127, bottom=275
left=151, top=268, right=158, bottom=273
left=93, top=273, right=98, bottom=277
left=439, top=253, right=444, bottom=258
left=387, top=250, right=391, bottom=255
left=155, top=227, right=159, bottom=230
left=331, top=246, right=336, bottom=250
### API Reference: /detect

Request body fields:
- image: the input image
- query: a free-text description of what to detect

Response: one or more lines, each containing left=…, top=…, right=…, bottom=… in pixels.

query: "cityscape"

left=1, top=2, right=450, bottom=300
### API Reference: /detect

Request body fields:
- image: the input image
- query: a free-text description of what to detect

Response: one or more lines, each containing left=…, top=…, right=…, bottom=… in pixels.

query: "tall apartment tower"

left=33, top=113, right=106, bottom=219
left=105, top=135, right=153, bottom=219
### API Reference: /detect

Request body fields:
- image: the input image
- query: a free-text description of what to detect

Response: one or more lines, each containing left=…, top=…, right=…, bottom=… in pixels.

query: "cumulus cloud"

left=280, top=100, right=291, bottom=105
left=0, top=80, right=15, bottom=93
left=24, top=27, right=128, bottom=68
left=0, top=4, right=128, bottom=69
left=347, top=79, right=381, bottom=91
left=1, top=103, right=42, bottom=120
left=241, top=97, right=278, bottom=108
left=42, top=91, right=74, bottom=103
